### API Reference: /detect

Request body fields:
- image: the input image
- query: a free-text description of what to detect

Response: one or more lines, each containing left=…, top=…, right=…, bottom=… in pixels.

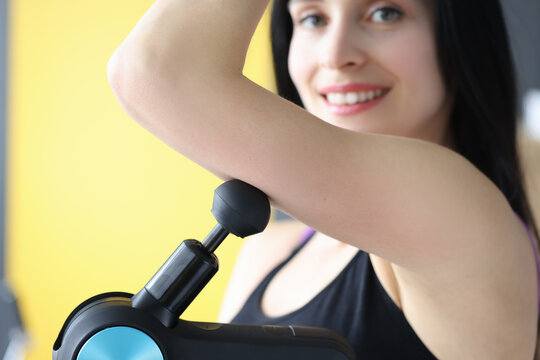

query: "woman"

left=107, top=0, right=540, bottom=357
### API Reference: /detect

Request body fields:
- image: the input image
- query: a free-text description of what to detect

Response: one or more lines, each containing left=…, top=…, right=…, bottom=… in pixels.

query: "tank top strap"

left=278, top=226, right=316, bottom=269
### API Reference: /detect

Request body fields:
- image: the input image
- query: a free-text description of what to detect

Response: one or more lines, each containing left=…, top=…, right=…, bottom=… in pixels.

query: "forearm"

left=110, top=0, right=270, bottom=78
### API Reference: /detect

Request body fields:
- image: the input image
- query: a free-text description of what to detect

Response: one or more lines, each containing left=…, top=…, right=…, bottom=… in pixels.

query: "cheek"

left=382, top=28, right=446, bottom=105
left=288, top=36, right=314, bottom=93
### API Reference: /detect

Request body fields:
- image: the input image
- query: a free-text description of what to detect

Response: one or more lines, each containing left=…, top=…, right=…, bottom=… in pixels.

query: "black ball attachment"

left=133, top=179, right=270, bottom=325
left=212, top=179, right=271, bottom=238
left=203, top=179, right=270, bottom=253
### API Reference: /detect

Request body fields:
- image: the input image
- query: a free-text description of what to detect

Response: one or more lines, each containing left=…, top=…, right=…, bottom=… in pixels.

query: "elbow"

left=107, top=48, right=137, bottom=110
left=106, top=48, right=156, bottom=123
left=106, top=47, right=191, bottom=147
left=106, top=50, right=122, bottom=96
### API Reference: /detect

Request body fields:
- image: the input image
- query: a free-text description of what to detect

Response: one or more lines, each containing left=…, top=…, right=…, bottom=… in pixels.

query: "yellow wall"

left=6, top=1, right=275, bottom=359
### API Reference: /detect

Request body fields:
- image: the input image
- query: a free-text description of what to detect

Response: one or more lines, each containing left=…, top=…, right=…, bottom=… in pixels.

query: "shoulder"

left=217, top=219, right=307, bottom=322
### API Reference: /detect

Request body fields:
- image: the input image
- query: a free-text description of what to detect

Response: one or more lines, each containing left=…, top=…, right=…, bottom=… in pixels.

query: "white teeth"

left=359, top=92, right=367, bottom=102
left=325, top=90, right=385, bottom=105
left=327, top=93, right=346, bottom=105
left=345, top=92, right=358, bottom=105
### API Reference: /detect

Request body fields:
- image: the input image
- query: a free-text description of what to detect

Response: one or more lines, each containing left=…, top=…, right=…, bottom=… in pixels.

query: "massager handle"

left=52, top=292, right=356, bottom=360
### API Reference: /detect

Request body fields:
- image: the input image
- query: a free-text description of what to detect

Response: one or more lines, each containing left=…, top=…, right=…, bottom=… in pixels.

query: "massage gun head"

left=211, top=179, right=271, bottom=238
left=133, top=180, right=271, bottom=325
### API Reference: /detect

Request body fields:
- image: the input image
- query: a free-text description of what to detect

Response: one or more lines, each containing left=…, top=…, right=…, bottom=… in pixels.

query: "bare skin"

left=219, top=219, right=537, bottom=358
left=107, top=0, right=539, bottom=357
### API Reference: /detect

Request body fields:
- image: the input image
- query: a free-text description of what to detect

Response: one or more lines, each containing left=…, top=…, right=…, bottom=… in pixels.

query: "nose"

left=319, top=22, right=368, bottom=71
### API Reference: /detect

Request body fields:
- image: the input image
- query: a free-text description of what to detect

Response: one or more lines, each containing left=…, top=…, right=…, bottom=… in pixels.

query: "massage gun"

left=52, top=179, right=355, bottom=360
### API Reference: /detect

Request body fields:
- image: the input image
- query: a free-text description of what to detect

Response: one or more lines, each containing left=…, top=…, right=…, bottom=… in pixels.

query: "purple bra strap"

left=515, top=213, right=540, bottom=314
left=298, top=227, right=316, bottom=246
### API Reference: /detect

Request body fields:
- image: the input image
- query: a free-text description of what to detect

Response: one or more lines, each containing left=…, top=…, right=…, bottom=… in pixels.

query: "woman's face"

left=287, top=0, right=453, bottom=145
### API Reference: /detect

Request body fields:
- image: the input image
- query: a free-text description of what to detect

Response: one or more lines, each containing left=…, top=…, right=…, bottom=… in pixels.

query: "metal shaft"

left=202, top=224, right=229, bottom=253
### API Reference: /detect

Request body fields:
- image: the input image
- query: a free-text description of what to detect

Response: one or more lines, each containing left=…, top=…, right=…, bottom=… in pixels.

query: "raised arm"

left=106, top=0, right=522, bottom=272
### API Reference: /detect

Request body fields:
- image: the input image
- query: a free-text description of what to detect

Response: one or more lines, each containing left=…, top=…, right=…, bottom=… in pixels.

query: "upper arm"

left=108, top=58, right=513, bottom=271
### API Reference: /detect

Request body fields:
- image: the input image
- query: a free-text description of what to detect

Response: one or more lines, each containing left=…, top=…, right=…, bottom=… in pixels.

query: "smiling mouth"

left=322, top=88, right=390, bottom=106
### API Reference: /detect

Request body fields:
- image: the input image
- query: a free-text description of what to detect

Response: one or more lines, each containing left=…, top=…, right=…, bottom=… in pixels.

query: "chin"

left=323, top=116, right=385, bottom=134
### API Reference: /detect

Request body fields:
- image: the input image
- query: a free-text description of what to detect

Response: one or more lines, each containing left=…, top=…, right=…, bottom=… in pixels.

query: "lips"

left=320, top=83, right=389, bottom=94
left=319, top=83, right=391, bottom=116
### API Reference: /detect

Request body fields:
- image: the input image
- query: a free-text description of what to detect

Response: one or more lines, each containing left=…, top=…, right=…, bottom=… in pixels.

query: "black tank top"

left=231, top=229, right=437, bottom=359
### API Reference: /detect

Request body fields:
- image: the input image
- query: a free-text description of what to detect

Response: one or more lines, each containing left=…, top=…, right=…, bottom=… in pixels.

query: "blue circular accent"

left=77, top=326, right=164, bottom=360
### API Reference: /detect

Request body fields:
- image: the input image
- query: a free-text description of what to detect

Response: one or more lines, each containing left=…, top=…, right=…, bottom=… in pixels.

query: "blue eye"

left=299, top=14, right=326, bottom=28
left=370, top=7, right=403, bottom=23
